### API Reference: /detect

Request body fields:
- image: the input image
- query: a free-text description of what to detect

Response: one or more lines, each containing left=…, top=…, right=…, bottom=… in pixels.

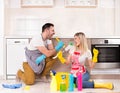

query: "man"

left=17, top=23, right=64, bottom=85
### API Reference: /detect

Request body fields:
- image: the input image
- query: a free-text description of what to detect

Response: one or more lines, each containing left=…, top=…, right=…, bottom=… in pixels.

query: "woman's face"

left=74, top=36, right=80, bottom=47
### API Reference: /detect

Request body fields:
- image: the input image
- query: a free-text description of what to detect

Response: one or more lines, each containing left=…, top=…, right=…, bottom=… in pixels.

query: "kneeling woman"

left=65, top=32, right=113, bottom=90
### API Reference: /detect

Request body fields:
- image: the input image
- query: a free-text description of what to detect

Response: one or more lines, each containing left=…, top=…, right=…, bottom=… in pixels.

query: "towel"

left=2, top=83, right=22, bottom=89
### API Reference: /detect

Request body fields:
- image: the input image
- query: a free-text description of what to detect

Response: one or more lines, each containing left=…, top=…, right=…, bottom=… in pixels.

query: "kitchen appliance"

left=6, top=39, right=29, bottom=79
left=91, top=38, right=120, bottom=68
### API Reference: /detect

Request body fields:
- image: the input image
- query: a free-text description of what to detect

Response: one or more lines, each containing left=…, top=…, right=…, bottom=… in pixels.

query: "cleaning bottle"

left=68, top=74, right=74, bottom=92
left=50, top=70, right=57, bottom=92
left=77, top=72, right=82, bottom=91
left=60, top=75, right=67, bottom=92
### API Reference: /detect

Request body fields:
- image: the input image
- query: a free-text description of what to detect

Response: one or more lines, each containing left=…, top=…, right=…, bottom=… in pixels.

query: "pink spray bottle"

left=73, top=51, right=82, bottom=91
left=77, top=72, right=82, bottom=91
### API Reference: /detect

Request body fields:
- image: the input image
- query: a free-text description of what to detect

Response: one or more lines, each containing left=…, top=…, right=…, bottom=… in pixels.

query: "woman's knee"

left=82, top=71, right=90, bottom=81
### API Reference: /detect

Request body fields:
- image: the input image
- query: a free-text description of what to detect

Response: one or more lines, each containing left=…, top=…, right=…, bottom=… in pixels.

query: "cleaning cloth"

left=2, top=83, right=22, bottom=89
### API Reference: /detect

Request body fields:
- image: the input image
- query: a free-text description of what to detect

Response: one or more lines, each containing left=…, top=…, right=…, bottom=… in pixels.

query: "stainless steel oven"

left=91, top=38, right=120, bottom=68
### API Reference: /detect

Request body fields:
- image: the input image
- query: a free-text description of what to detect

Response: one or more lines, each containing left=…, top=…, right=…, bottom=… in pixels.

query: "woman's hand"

left=88, top=59, right=96, bottom=70
left=65, top=54, right=72, bottom=65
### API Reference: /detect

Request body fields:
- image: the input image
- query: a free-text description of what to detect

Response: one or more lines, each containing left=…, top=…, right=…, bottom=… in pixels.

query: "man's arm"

left=36, top=40, right=64, bottom=65
left=48, top=43, right=54, bottom=50
left=36, top=46, right=56, bottom=57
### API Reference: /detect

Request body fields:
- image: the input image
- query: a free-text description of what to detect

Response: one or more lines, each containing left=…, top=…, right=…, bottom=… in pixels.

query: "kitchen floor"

left=0, top=79, right=120, bottom=93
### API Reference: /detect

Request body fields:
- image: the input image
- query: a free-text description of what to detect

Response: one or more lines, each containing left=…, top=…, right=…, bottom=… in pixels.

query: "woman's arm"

left=65, top=54, right=72, bottom=65
left=88, top=59, right=96, bottom=70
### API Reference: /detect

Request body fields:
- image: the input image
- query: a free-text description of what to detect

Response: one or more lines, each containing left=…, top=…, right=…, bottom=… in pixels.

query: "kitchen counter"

left=5, top=35, right=120, bottom=39
left=5, top=35, right=33, bottom=39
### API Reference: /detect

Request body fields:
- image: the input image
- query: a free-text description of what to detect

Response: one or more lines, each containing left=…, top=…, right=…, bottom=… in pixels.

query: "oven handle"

left=94, top=45, right=119, bottom=47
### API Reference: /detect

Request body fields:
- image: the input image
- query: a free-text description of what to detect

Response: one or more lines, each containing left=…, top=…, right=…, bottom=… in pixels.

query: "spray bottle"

left=60, top=75, right=67, bottom=92
left=50, top=70, right=57, bottom=92
left=68, top=74, right=74, bottom=92
left=77, top=72, right=82, bottom=91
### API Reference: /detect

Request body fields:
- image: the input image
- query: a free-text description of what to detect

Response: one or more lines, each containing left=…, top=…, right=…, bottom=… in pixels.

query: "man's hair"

left=42, top=23, right=54, bottom=32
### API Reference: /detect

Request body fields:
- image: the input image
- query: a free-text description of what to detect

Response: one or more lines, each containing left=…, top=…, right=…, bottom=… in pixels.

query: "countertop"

left=5, top=35, right=120, bottom=39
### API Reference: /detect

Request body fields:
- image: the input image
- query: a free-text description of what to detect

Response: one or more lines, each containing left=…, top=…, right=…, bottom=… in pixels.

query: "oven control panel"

left=91, top=38, right=120, bottom=44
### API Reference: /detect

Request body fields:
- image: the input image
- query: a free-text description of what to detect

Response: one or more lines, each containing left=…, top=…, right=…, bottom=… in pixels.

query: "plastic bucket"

left=56, top=72, right=69, bottom=90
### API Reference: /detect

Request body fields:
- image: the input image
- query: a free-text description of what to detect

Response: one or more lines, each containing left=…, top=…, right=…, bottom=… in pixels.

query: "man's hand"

left=55, top=41, right=64, bottom=51
left=36, top=54, right=46, bottom=65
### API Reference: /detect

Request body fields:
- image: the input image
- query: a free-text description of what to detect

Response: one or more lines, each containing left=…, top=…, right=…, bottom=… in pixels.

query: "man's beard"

left=48, top=34, right=52, bottom=40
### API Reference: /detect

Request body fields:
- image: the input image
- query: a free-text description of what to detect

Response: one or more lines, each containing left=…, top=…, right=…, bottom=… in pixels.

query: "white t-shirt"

left=27, top=35, right=52, bottom=51
left=70, top=49, right=92, bottom=65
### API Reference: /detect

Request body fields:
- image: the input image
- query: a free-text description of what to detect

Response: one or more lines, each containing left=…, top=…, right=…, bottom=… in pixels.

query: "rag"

left=2, top=83, right=22, bottom=89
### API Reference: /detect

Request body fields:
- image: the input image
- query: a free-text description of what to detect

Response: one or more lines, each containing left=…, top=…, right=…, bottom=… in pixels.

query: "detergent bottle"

left=77, top=72, right=82, bottom=91
left=50, top=70, right=57, bottom=92
left=68, top=74, right=74, bottom=92
left=60, top=75, right=67, bottom=92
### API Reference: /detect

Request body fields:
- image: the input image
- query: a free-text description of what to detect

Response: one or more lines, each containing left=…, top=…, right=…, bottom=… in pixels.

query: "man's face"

left=47, top=26, right=55, bottom=39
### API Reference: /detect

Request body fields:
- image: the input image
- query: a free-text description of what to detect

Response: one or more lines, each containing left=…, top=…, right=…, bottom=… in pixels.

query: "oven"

left=91, top=38, right=120, bottom=68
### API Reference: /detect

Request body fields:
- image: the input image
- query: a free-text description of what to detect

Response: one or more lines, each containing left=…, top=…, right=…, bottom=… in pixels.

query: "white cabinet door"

left=0, top=0, right=4, bottom=37
left=6, top=39, right=29, bottom=79
left=0, top=38, right=3, bottom=77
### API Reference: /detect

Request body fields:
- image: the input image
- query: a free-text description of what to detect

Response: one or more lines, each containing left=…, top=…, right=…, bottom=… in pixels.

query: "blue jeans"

left=74, top=71, right=94, bottom=88
left=82, top=71, right=94, bottom=88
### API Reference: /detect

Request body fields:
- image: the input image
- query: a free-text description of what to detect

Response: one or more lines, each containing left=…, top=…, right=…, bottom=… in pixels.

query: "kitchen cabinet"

left=0, top=0, right=4, bottom=79
left=0, top=38, right=4, bottom=78
left=65, top=0, right=97, bottom=8
left=21, top=0, right=54, bottom=8
left=0, top=0, right=4, bottom=37
left=6, top=38, right=29, bottom=79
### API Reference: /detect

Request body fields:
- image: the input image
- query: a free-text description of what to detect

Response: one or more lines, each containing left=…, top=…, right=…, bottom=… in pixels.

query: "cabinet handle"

left=14, top=41, right=20, bottom=43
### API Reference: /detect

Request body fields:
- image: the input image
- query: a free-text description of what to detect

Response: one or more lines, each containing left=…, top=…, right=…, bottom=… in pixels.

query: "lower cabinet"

left=6, top=38, right=29, bottom=79
left=0, top=38, right=4, bottom=78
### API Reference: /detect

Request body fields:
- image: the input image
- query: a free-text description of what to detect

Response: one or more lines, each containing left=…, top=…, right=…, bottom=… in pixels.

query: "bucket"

left=55, top=72, right=69, bottom=90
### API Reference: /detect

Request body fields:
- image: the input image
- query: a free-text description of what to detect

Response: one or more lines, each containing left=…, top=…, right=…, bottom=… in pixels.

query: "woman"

left=65, top=32, right=113, bottom=89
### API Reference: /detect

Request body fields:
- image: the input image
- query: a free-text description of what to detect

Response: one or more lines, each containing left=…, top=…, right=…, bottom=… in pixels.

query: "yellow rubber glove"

left=57, top=51, right=66, bottom=64
left=92, top=48, right=99, bottom=63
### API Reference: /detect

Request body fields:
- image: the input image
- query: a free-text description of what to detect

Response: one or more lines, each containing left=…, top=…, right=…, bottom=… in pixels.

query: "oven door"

left=91, top=44, right=120, bottom=68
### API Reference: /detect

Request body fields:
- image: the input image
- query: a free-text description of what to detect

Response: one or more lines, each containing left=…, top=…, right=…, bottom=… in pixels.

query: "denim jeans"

left=74, top=71, right=94, bottom=88
left=82, top=71, right=94, bottom=88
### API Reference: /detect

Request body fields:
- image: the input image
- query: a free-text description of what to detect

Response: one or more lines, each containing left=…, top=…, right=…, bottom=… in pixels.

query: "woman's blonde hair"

left=74, top=32, right=88, bottom=53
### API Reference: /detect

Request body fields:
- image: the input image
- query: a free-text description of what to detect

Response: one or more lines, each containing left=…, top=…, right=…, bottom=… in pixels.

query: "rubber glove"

left=57, top=51, right=66, bottom=64
left=36, top=40, right=64, bottom=65
left=2, top=83, right=22, bottom=89
left=35, top=54, right=46, bottom=65
left=55, top=41, right=64, bottom=52
left=92, top=48, right=99, bottom=63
